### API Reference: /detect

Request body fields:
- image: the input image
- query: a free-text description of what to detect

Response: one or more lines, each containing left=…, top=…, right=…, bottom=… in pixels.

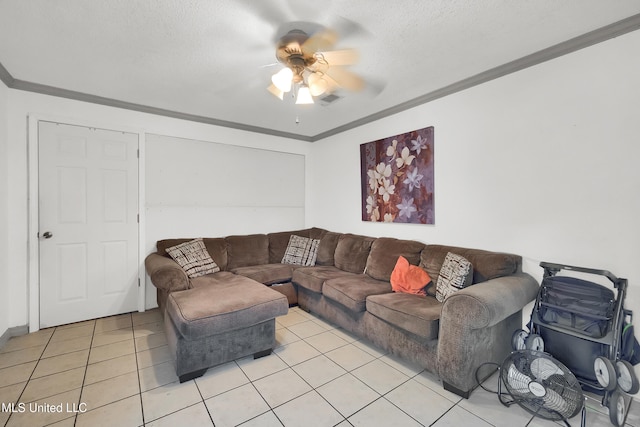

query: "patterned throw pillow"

left=435, top=252, right=473, bottom=302
left=166, top=238, right=220, bottom=278
left=281, top=235, right=320, bottom=266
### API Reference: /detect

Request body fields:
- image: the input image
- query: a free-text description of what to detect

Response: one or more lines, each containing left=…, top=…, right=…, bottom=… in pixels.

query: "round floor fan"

left=499, top=350, right=585, bottom=426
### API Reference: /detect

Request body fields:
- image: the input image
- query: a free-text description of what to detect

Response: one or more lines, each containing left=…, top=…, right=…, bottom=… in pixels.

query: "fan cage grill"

left=501, top=350, right=584, bottom=421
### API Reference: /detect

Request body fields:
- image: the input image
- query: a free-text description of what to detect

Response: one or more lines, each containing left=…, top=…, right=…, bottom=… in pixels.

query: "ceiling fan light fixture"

left=267, top=83, right=284, bottom=100
left=272, top=67, right=293, bottom=92
left=295, top=85, right=314, bottom=104
left=308, top=73, right=328, bottom=96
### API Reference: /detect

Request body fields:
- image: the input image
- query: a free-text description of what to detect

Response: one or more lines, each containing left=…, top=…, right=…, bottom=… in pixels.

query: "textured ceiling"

left=1, top=0, right=639, bottom=141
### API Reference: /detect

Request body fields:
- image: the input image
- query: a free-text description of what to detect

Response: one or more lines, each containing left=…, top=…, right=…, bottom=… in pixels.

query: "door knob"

left=42, top=231, right=53, bottom=239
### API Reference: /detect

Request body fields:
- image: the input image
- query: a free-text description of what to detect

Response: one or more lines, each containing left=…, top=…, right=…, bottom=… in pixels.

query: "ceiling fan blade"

left=313, top=73, right=340, bottom=95
left=325, top=66, right=365, bottom=92
left=301, top=29, right=338, bottom=56
left=319, top=49, right=359, bottom=66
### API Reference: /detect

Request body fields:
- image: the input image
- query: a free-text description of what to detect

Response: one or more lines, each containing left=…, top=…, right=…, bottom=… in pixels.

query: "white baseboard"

left=0, top=325, right=30, bottom=350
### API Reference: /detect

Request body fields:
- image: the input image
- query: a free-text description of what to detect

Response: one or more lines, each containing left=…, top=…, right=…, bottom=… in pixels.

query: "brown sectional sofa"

left=145, top=227, right=539, bottom=397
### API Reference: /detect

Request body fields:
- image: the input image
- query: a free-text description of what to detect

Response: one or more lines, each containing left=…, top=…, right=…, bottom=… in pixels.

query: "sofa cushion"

left=435, top=253, right=473, bottom=302
left=323, top=275, right=391, bottom=312
left=225, top=234, right=269, bottom=269
left=202, top=238, right=229, bottom=272
left=366, top=293, right=442, bottom=340
left=157, top=238, right=228, bottom=271
left=334, top=234, right=375, bottom=274
left=157, top=238, right=191, bottom=256
left=189, top=271, right=237, bottom=288
left=316, top=232, right=341, bottom=266
left=166, top=275, right=288, bottom=338
left=420, top=244, right=520, bottom=285
left=292, top=266, right=358, bottom=294
left=390, top=256, right=431, bottom=296
left=281, top=235, right=320, bottom=266
left=165, top=238, right=220, bottom=278
left=308, top=227, right=329, bottom=240
left=365, top=237, right=425, bottom=282
left=232, top=264, right=294, bottom=285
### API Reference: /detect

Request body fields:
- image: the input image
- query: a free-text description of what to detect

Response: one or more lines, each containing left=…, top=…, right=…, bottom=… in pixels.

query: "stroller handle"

left=540, top=261, right=627, bottom=290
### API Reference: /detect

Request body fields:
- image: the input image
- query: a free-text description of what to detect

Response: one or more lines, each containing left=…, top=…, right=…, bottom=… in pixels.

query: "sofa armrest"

left=437, top=272, right=539, bottom=396
left=145, top=253, right=190, bottom=293
left=441, top=272, right=539, bottom=329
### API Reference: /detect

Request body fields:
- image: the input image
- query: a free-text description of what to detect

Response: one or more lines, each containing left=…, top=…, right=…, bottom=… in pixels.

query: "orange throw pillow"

left=390, top=256, right=432, bottom=296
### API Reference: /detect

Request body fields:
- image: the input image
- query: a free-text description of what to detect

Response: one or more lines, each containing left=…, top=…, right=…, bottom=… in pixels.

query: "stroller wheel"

left=524, top=333, right=544, bottom=352
left=594, top=356, right=617, bottom=391
left=608, top=390, right=626, bottom=427
left=616, top=360, right=639, bottom=394
left=511, top=329, right=528, bottom=351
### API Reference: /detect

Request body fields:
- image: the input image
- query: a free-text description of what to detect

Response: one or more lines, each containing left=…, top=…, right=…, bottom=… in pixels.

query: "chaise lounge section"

left=165, top=273, right=288, bottom=382
left=145, top=227, right=539, bottom=397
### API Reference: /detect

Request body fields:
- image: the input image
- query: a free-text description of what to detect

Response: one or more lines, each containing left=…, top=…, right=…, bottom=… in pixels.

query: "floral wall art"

left=360, top=126, right=434, bottom=224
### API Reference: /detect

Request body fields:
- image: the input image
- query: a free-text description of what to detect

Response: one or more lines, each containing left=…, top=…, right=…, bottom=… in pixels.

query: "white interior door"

left=38, top=121, right=139, bottom=327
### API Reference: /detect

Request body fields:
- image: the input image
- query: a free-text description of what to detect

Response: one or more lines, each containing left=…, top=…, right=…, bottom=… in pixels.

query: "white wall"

left=308, top=30, right=640, bottom=319
left=5, top=90, right=311, bottom=325
left=144, top=133, right=306, bottom=307
left=0, top=79, right=9, bottom=337
left=145, top=133, right=306, bottom=252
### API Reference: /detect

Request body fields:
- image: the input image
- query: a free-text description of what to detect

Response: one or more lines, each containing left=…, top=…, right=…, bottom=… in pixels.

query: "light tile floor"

left=0, top=306, right=638, bottom=427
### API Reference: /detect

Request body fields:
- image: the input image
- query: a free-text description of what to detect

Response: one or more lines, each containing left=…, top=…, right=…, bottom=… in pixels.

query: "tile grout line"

left=329, top=345, right=416, bottom=424
left=274, top=349, right=346, bottom=423
left=5, top=326, right=57, bottom=427
left=237, top=325, right=343, bottom=424
left=427, top=404, right=459, bottom=427
left=73, top=315, right=141, bottom=424
left=76, top=312, right=162, bottom=426
left=232, top=357, right=286, bottom=426
left=287, top=308, right=470, bottom=425
left=243, top=356, right=287, bottom=426
left=72, top=316, right=99, bottom=426
left=10, top=307, right=622, bottom=427
left=274, top=322, right=378, bottom=423
left=279, top=311, right=435, bottom=425
left=131, top=310, right=209, bottom=424
left=191, top=370, right=216, bottom=426
left=130, top=313, right=147, bottom=427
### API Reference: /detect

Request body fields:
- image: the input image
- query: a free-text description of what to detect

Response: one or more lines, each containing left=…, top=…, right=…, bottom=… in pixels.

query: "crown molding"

left=1, top=13, right=638, bottom=143
left=0, top=61, right=15, bottom=87
left=8, top=79, right=313, bottom=142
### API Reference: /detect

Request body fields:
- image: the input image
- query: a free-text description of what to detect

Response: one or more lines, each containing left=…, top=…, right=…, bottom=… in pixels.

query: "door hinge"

left=138, top=278, right=141, bottom=287
left=137, top=149, right=139, bottom=158
left=137, top=214, right=140, bottom=223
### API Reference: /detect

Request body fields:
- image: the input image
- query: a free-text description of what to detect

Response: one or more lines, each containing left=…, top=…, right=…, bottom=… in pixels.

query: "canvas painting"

left=360, top=126, right=434, bottom=224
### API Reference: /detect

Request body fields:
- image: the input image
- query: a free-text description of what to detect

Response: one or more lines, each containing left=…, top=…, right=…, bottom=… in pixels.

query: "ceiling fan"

left=267, top=24, right=365, bottom=104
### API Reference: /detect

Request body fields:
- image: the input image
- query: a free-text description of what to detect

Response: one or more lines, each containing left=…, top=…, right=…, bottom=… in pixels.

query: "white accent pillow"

left=281, top=235, right=320, bottom=266
left=166, top=238, right=220, bottom=278
left=436, top=252, right=473, bottom=302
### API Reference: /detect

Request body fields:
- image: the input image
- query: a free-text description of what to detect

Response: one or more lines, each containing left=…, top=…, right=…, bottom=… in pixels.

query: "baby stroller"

left=512, top=262, right=638, bottom=426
